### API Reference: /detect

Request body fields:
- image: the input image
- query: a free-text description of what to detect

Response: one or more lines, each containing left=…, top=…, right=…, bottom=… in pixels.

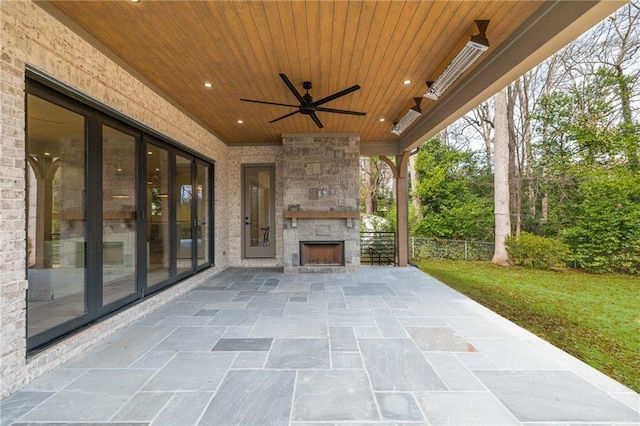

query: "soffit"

left=40, top=1, right=623, bottom=154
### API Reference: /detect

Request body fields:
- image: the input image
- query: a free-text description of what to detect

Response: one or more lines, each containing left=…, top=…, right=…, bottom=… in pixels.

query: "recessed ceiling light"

left=155, top=168, right=160, bottom=171
left=43, top=152, right=50, bottom=156
left=117, top=168, right=122, bottom=172
left=130, top=0, right=141, bottom=3
left=403, top=79, right=412, bottom=85
left=237, top=120, right=243, bottom=124
left=147, top=151, right=153, bottom=155
left=379, top=118, right=385, bottom=122
left=203, top=82, right=213, bottom=88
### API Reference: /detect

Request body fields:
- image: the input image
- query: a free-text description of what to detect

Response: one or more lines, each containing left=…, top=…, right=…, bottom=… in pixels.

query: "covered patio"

left=2, top=266, right=638, bottom=425
left=1, top=0, right=636, bottom=410
left=32, top=0, right=630, bottom=269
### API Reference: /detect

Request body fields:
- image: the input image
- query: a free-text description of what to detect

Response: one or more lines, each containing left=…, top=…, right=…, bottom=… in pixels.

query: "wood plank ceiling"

left=41, top=1, right=613, bottom=152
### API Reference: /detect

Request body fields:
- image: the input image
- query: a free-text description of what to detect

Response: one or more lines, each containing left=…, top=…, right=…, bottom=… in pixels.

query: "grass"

left=415, top=259, right=640, bottom=393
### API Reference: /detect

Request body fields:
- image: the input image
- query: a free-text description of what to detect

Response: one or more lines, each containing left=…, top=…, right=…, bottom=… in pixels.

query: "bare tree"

left=454, top=100, right=494, bottom=170
left=492, top=87, right=511, bottom=265
left=556, top=1, right=640, bottom=168
left=360, top=157, right=377, bottom=214
left=508, top=71, right=539, bottom=236
left=597, top=1, right=640, bottom=170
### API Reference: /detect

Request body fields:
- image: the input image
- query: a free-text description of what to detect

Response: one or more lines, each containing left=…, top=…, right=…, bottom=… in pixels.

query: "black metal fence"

left=360, top=232, right=396, bottom=265
left=359, top=234, right=494, bottom=265
left=409, top=237, right=494, bottom=261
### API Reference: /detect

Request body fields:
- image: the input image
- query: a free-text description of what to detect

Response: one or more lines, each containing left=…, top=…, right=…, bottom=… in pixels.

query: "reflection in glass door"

left=26, top=94, right=87, bottom=340
left=243, top=165, right=275, bottom=258
left=175, top=154, right=193, bottom=274
left=102, top=125, right=138, bottom=306
left=146, top=144, right=170, bottom=287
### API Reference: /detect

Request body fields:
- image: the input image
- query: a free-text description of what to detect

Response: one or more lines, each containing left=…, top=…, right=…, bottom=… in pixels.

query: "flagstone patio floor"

left=1, top=266, right=638, bottom=425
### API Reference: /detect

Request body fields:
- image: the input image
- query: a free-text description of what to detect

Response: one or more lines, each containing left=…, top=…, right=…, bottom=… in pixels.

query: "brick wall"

left=0, top=1, right=231, bottom=399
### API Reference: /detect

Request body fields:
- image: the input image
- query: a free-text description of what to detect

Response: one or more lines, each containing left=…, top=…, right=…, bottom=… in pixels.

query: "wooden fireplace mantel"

left=284, top=211, right=360, bottom=219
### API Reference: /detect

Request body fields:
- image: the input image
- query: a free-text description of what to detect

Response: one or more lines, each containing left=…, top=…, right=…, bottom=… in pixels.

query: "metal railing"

left=360, top=231, right=396, bottom=265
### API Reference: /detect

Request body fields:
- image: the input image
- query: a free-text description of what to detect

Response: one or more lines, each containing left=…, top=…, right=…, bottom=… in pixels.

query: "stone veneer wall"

left=282, top=134, right=360, bottom=273
left=0, top=1, right=230, bottom=398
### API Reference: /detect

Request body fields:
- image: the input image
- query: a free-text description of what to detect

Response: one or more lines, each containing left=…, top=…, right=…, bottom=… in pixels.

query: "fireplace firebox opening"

left=300, top=241, right=345, bottom=266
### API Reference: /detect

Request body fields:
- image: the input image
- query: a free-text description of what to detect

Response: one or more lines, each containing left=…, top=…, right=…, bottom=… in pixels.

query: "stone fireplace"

left=282, top=134, right=360, bottom=273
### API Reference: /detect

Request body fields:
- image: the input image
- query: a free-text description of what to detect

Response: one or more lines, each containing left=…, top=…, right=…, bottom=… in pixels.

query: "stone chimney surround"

left=282, top=134, right=360, bottom=273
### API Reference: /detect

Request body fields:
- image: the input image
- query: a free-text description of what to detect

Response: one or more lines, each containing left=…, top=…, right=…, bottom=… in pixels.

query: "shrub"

left=506, top=232, right=571, bottom=269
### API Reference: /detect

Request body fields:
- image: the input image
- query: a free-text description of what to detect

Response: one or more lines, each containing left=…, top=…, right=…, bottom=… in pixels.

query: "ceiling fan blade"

left=279, top=74, right=306, bottom=105
left=315, top=106, right=366, bottom=116
left=313, top=85, right=361, bottom=107
left=240, top=99, right=300, bottom=108
left=309, top=112, right=324, bottom=128
left=270, top=110, right=300, bottom=123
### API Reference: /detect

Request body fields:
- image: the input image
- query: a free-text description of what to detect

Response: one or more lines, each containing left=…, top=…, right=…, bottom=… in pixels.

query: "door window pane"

left=26, top=94, right=86, bottom=337
left=196, top=162, right=210, bottom=266
left=243, top=166, right=275, bottom=258
left=102, top=125, right=137, bottom=306
left=176, top=154, right=193, bottom=274
left=146, top=144, right=170, bottom=286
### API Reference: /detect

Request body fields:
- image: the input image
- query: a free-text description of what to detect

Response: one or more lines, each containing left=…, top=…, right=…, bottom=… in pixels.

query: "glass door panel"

left=26, top=94, right=87, bottom=338
left=196, top=162, right=210, bottom=267
left=102, top=125, right=138, bottom=306
left=175, top=154, right=193, bottom=274
left=146, top=144, right=170, bottom=286
left=243, top=165, right=275, bottom=258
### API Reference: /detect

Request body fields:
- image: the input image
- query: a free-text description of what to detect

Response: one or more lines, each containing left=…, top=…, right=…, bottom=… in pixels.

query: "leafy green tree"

left=562, top=169, right=640, bottom=274
left=596, top=68, right=639, bottom=170
left=530, top=70, right=634, bottom=237
left=413, top=137, right=494, bottom=240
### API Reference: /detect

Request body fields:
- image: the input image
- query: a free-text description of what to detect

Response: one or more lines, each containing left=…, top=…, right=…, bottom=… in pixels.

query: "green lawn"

left=415, top=260, right=640, bottom=393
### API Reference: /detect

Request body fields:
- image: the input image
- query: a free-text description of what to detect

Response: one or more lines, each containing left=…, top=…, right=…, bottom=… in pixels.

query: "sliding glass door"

left=26, top=93, right=88, bottom=346
left=146, top=143, right=171, bottom=287
left=176, top=154, right=193, bottom=276
left=26, top=74, right=214, bottom=351
left=145, top=141, right=213, bottom=293
left=102, top=124, right=139, bottom=308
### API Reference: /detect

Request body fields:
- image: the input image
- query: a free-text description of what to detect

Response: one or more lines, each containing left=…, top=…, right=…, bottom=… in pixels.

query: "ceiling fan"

left=240, top=73, right=366, bottom=128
